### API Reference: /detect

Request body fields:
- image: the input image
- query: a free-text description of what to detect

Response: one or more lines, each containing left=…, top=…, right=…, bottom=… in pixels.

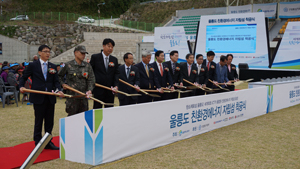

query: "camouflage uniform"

left=58, top=59, right=95, bottom=116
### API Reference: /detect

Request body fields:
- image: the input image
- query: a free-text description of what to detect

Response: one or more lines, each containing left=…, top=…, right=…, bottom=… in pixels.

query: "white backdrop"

left=229, top=4, right=252, bottom=14
left=195, top=12, right=269, bottom=68
left=154, top=26, right=190, bottom=63
left=60, top=87, right=268, bottom=165
left=272, top=22, right=300, bottom=69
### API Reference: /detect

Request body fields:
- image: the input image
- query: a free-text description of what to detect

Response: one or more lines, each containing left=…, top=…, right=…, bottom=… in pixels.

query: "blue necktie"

left=43, top=62, right=47, bottom=80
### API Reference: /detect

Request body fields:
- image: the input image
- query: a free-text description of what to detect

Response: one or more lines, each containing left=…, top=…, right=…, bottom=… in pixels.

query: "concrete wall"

left=0, top=34, right=30, bottom=63
left=50, top=32, right=153, bottom=64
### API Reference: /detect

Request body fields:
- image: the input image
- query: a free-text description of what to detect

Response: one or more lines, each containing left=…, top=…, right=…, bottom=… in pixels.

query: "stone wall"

left=10, top=23, right=142, bottom=59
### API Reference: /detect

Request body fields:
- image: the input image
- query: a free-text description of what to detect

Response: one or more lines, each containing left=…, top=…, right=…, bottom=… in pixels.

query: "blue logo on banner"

left=284, top=7, right=288, bottom=12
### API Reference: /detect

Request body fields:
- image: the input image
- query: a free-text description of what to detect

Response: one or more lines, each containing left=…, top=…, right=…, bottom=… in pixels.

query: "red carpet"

left=0, top=136, right=60, bottom=169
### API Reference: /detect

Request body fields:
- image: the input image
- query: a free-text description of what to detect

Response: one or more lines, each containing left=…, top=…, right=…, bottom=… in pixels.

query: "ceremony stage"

left=239, top=68, right=300, bottom=81
left=60, top=86, right=269, bottom=165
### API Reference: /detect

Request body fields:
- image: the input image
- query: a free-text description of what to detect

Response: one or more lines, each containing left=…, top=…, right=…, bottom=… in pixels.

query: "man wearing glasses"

left=58, top=45, right=95, bottom=116
left=20, top=45, right=64, bottom=150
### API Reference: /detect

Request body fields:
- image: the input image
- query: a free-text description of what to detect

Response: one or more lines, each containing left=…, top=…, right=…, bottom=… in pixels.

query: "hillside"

left=125, top=0, right=296, bottom=23
left=1, top=0, right=149, bottom=18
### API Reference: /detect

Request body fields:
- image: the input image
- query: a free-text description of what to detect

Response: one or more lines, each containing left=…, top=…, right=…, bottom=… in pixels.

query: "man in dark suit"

left=195, top=54, right=208, bottom=95
left=134, top=51, right=162, bottom=103
left=19, top=45, right=64, bottom=150
left=90, top=38, right=119, bottom=108
left=226, top=54, right=239, bottom=91
left=150, top=50, right=174, bottom=101
left=202, top=51, right=217, bottom=88
left=118, top=53, right=140, bottom=106
left=180, top=53, right=199, bottom=97
left=164, top=50, right=182, bottom=99
left=215, top=55, right=231, bottom=92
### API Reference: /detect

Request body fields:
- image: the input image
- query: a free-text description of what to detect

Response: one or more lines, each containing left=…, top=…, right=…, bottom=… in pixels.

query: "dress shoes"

left=45, top=142, right=59, bottom=150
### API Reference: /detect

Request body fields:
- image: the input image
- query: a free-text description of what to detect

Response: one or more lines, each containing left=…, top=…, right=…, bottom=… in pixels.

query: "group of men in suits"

left=18, top=38, right=239, bottom=150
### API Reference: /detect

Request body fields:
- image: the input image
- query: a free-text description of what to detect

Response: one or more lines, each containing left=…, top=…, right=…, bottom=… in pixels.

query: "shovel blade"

left=148, top=94, right=161, bottom=98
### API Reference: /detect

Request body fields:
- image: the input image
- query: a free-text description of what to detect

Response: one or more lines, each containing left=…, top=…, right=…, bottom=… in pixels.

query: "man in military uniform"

left=58, top=45, right=95, bottom=116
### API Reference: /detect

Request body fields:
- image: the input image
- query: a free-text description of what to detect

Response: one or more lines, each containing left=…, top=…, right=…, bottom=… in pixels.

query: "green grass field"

left=1, top=83, right=299, bottom=168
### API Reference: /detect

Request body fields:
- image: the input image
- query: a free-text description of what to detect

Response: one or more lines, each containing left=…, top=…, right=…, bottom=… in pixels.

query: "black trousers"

left=33, top=96, right=55, bottom=145
left=181, top=89, right=196, bottom=98
left=227, top=85, right=235, bottom=91
left=195, top=89, right=205, bottom=96
left=119, top=97, right=137, bottom=106
left=138, top=93, right=152, bottom=104
left=93, top=90, right=115, bottom=109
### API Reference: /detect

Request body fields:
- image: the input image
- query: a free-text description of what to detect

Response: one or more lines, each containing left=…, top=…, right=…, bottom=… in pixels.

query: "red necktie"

left=207, top=62, right=210, bottom=71
left=159, top=63, right=163, bottom=77
left=188, top=65, right=191, bottom=76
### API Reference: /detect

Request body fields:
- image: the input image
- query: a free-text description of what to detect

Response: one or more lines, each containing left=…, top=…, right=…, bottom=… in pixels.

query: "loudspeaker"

left=238, top=63, right=249, bottom=69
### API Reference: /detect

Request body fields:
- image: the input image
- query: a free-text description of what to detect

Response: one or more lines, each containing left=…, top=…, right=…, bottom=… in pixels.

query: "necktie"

left=43, top=62, right=47, bottom=80
left=105, top=57, right=109, bottom=71
left=159, top=63, right=163, bottom=77
left=207, top=62, right=210, bottom=71
left=188, top=65, right=191, bottom=76
left=228, top=65, right=231, bottom=72
left=198, top=65, right=201, bottom=75
left=145, top=64, right=149, bottom=77
left=172, top=63, right=175, bottom=74
left=126, top=67, right=130, bottom=78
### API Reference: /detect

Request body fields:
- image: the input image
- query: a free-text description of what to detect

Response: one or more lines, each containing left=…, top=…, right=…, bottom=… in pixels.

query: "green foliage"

left=0, top=25, right=17, bottom=38
left=9, top=0, right=149, bottom=18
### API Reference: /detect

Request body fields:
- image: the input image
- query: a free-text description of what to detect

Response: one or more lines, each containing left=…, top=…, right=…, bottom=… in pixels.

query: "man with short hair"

left=226, top=54, right=239, bottom=91
left=58, top=45, right=95, bottom=116
left=195, top=54, right=208, bottom=95
left=150, top=50, right=174, bottom=101
left=202, top=51, right=217, bottom=88
left=180, top=53, right=199, bottom=97
left=20, top=45, right=64, bottom=150
left=118, top=53, right=140, bottom=106
left=164, top=50, right=182, bottom=99
left=90, top=38, right=119, bottom=108
left=215, top=55, right=231, bottom=90
left=134, top=51, right=161, bottom=103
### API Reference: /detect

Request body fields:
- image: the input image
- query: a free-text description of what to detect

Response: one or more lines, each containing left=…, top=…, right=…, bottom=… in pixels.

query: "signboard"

left=229, top=4, right=252, bottom=14
left=195, top=12, right=269, bottom=68
left=253, top=3, right=277, bottom=19
left=272, top=22, right=300, bottom=69
left=279, top=1, right=300, bottom=18
left=154, top=26, right=190, bottom=62
left=60, top=87, right=268, bottom=165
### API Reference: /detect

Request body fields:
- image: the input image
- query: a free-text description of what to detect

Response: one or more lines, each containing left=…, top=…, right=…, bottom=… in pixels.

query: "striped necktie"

left=43, top=62, right=47, bottom=80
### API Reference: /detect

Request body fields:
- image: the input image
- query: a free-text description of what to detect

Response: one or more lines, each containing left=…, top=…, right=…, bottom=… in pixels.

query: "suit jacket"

left=90, top=51, right=119, bottom=95
left=180, top=63, right=199, bottom=86
left=134, top=62, right=160, bottom=89
left=149, top=62, right=173, bottom=88
left=19, top=60, right=61, bottom=104
left=227, top=64, right=238, bottom=80
left=215, top=63, right=229, bottom=83
left=118, top=64, right=140, bottom=100
left=164, top=61, right=181, bottom=84
left=202, top=59, right=217, bottom=81
left=195, top=64, right=209, bottom=85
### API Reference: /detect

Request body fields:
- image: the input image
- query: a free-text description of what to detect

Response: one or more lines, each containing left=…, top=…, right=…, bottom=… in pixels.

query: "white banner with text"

left=60, top=87, right=268, bottom=165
